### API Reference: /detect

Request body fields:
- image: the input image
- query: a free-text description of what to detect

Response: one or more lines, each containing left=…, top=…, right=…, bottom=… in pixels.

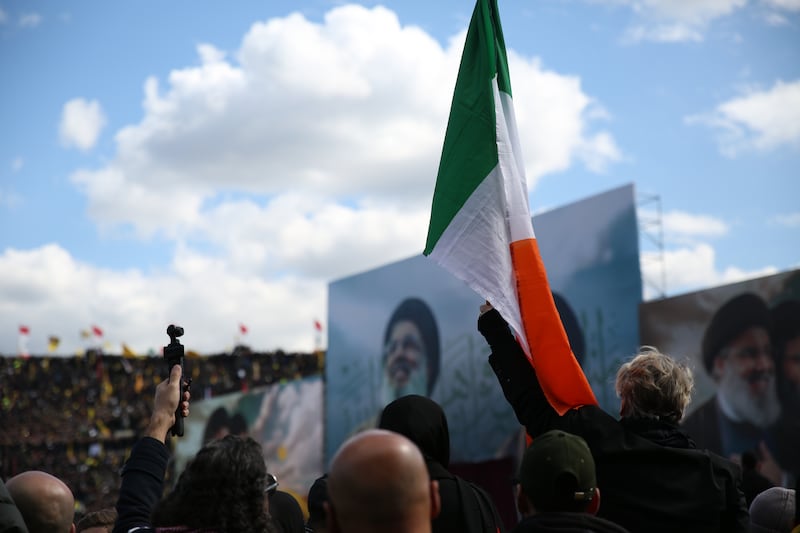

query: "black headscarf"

left=378, top=394, right=450, bottom=468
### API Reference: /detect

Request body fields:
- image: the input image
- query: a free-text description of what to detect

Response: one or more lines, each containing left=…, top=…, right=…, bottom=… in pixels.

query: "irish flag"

left=424, top=0, right=596, bottom=414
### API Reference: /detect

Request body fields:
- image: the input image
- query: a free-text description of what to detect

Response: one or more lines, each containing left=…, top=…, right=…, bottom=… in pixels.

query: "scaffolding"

left=637, top=192, right=667, bottom=300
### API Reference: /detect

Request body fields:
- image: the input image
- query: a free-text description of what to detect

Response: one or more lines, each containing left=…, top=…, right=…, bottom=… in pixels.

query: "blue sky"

left=1, top=0, right=798, bottom=355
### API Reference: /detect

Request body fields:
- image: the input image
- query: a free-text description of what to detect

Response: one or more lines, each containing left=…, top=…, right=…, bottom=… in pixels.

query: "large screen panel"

left=326, top=184, right=643, bottom=463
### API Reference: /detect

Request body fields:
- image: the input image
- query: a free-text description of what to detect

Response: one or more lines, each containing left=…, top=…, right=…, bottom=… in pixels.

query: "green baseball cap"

left=520, top=430, right=596, bottom=512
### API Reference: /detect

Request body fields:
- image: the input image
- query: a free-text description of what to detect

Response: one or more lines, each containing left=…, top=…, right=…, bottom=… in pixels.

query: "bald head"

left=327, top=429, right=439, bottom=533
left=6, top=471, right=75, bottom=533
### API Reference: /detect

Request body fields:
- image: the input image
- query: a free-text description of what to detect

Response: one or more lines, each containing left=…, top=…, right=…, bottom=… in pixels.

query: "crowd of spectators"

left=0, top=347, right=322, bottom=517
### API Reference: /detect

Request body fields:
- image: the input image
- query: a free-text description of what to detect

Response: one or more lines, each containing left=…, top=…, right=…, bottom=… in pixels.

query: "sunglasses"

left=265, top=473, right=279, bottom=495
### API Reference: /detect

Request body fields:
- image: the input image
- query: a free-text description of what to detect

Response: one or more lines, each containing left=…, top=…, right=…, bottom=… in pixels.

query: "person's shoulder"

left=681, top=396, right=717, bottom=426
left=518, top=511, right=631, bottom=533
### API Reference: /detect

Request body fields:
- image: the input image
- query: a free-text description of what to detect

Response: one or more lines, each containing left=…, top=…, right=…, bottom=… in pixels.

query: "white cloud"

left=0, top=8, right=8, bottom=24
left=71, top=5, right=618, bottom=237
left=770, top=212, right=800, bottom=227
left=662, top=210, right=729, bottom=239
left=599, top=0, right=746, bottom=42
left=0, top=244, right=326, bottom=355
left=622, top=23, right=703, bottom=43
left=686, top=79, right=800, bottom=156
left=639, top=208, right=729, bottom=244
left=59, top=98, right=107, bottom=151
left=763, top=0, right=800, bottom=11
left=641, top=243, right=778, bottom=299
left=18, top=12, right=41, bottom=28
left=763, top=11, right=790, bottom=25
left=3, top=5, right=622, bottom=355
left=11, top=157, right=23, bottom=172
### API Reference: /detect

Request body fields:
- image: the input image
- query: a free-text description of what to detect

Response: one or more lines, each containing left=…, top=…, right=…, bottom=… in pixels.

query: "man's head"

left=749, top=487, right=796, bottom=533
left=703, top=293, right=780, bottom=427
left=5, top=471, right=76, bottom=533
left=306, top=474, right=329, bottom=533
left=615, top=346, right=694, bottom=423
left=75, top=508, right=117, bottom=533
left=326, top=429, right=440, bottom=533
left=518, top=430, right=598, bottom=515
left=151, top=434, right=270, bottom=532
left=381, top=298, right=440, bottom=403
left=772, top=299, right=800, bottom=408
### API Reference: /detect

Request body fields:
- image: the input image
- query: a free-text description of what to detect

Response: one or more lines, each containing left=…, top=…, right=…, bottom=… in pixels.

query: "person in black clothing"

left=113, top=364, right=278, bottom=533
left=741, top=450, right=775, bottom=507
left=771, top=299, right=800, bottom=479
left=5, top=470, right=75, bottom=533
left=326, top=429, right=441, bottom=533
left=378, top=394, right=505, bottom=533
left=0, top=477, right=28, bottom=533
left=305, top=474, right=329, bottom=533
left=478, top=304, right=748, bottom=533
left=268, top=490, right=305, bottom=533
left=513, top=429, right=629, bottom=533
left=681, top=293, right=781, bottom=460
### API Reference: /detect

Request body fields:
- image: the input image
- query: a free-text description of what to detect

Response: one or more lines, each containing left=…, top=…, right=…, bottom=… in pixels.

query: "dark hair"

left=151, top=435, right=272, bottom=532
left=383, top=298, right=440, bottom=394
left=76, top=508, right=117, bottom=532
left=741, top=450, right=758, bottom=470
left=203, top=408, right=250, bottom=445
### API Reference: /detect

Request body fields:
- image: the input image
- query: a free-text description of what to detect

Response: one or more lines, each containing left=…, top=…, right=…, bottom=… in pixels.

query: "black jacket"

left=0, top=478, right=28, bottom=533
left=113, top=437, right=170, bottom=533
left=478, top=309, right=748, bottom=533
left=512, top=512, right=630, bottom=533
left=379, top=394, right=505, bottom=533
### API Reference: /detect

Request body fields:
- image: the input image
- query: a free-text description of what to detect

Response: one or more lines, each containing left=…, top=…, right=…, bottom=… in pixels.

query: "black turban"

left=701, top=292, right=772, bottom=374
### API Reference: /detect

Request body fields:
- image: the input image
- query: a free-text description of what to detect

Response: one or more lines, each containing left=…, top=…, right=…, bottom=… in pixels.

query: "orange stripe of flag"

left=511, top=237, right=597, bottom=415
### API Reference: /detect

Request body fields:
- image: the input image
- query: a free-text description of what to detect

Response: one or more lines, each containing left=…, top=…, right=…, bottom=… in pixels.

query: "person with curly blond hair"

left=478, top=304, right=748, bottom=533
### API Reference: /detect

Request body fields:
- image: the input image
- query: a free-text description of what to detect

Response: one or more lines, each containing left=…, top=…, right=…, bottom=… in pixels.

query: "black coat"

left=512, top=512, right=630, bottom=533
left=478, top=309, right=748, bottom=533
left=379, top=394, right=505, bottom=533
left=0, top=478, right=28, bottom=533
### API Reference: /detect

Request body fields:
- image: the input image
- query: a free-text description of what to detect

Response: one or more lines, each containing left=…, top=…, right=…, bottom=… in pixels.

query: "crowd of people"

left=2, top=298, right=799, bottom=532
left=0, top=348, right=322, bottom=515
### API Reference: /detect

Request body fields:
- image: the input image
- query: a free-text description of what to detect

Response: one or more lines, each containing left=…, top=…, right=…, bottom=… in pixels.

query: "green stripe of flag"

left=424, top=0, right=512, bottom=255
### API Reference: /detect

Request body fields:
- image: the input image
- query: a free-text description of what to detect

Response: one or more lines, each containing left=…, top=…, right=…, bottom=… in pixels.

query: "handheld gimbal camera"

left=164, top=324, right=187, bottom=437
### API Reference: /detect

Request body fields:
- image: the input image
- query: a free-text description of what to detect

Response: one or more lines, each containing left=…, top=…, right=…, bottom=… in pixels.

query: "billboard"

left=325, top=184, right=643, bottom=463
left=640, top=269, right=800, bottom=478
left=174, top=374, right=324, bottom=506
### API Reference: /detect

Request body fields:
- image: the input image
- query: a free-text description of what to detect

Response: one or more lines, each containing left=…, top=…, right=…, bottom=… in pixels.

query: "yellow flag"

left=122, top=343, right=137, bottom=358
left=48, top=336, right=60, bottom=352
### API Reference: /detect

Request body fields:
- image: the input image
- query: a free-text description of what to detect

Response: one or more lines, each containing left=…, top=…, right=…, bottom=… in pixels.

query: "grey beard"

left=380, top=368, right=428, bottom=406
left=717, top=367, right=781, bottom=428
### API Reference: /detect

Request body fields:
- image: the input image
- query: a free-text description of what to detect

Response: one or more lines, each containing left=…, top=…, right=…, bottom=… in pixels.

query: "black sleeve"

left=113, top=437, right=170, bottom=533
left=478, top=309, right=561, bottom=438
left=0, top=478, right=28, bottom=533
left=721, top=464, right=749, bottom=533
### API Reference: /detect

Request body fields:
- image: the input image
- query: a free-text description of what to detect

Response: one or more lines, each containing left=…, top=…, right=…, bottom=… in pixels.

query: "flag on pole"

left=239, top=323, right=249, bottom=335
left=91, top=325, right=104, bottom=337
left=18, top=325, right=30, bottom=357
left=423, top=0, right=596, bottom=415
left=48, top=336, right=60, bottom=353
left=122, top=343, right=137, bottom=358
left=313, top=319, right=322, bottom=332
